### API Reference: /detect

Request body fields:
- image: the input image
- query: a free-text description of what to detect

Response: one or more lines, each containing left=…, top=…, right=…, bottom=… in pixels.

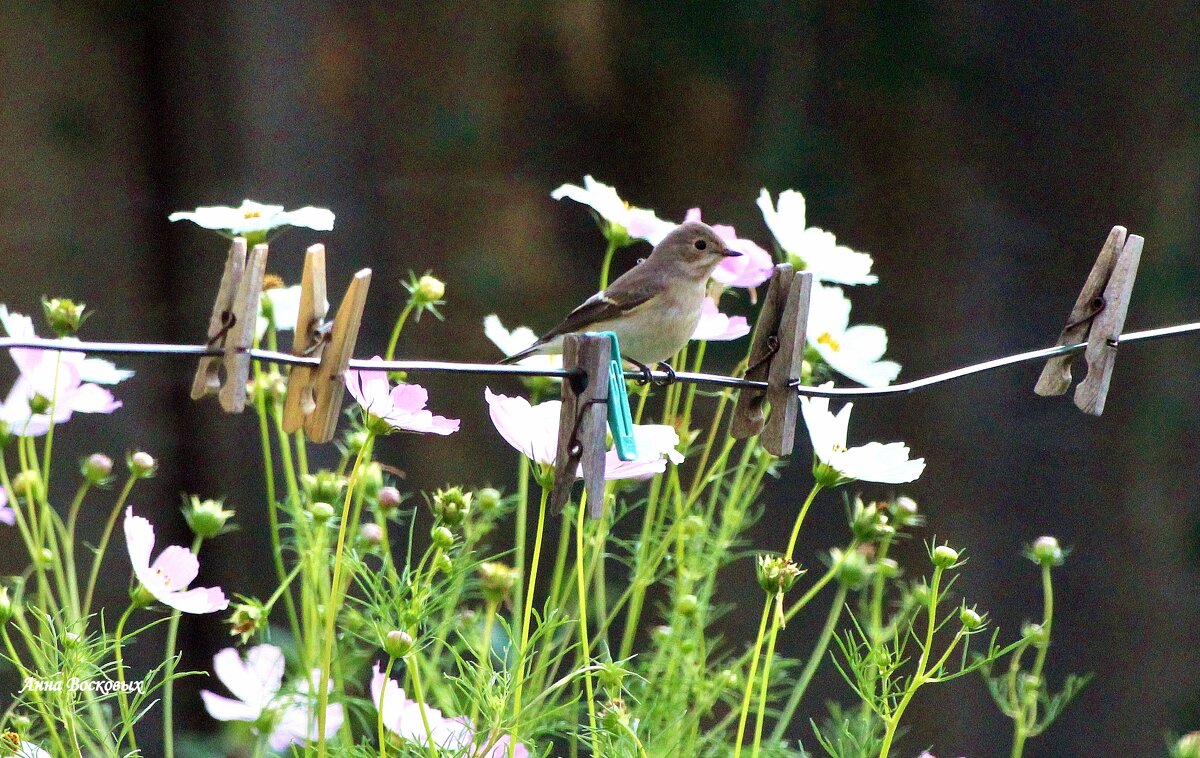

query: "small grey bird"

left=502, top=221, right=742, bottom=371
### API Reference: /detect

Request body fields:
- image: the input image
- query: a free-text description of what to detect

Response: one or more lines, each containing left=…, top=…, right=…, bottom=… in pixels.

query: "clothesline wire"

left=1, top=320, right=1198, bottom=398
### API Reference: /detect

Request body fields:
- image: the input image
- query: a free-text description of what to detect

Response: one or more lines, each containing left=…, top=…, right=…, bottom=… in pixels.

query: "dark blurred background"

left=1, top=2, right=1198, bottom=756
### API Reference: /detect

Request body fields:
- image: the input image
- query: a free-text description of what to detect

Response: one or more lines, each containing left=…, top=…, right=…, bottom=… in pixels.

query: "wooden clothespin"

left=731, top=265, right=813, bottom=456
left=301, top=268, right=372, bottom=443
left=731, top=264, right=794, bottom=439
left=282, top=245, right=330, bottom=433
left=191, top=238, right=269, bottom=413
left=1034, top=226, right=1143, bottom=415
left=551, top=333, right=611, bottom=518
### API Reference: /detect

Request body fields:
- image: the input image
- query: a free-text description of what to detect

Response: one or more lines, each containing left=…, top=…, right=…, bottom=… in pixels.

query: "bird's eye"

left=694, top=239, right=708, bottom=251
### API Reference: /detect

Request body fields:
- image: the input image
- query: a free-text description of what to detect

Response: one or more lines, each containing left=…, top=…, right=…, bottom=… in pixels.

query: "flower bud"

left=889, top=495, right=925, bottom=528
left=81, top=453, right=114, bottom=485
left=128, top=451, right=157, bottom=478
left=475, top=487, right=502, bottom=515
left=42, top=297, right=87, bottom=336
left=12, top=471, right=42, bottom=501
left=228, top=601, right=266, bottom=643
left=302, top=470, right=346, bottom=506
left=431, top=525, right=455, bottom=549
left=359, top=462, right=384, bottom=501
left=959, top=606, right=984, bottom=630
left=368, top=490, right=399, bottom=518
left=756, top=555, right=804, bottom=594
left=342, top=429, right=370, bottom=455
left=651, top=625, right=672, bottom=644
left=676, top=593, right=699, bottom=616
left=1173, top=731, right=1200, bottom=758
left=0, top=587, right=13, bottom=623
left=851, top=498, right=892, bottom=542
left=680, top=514, right=706, bottom=538
left=832, top=547, right=870, bottom=589
left=1021, top=621, right=1050, bottom=646
left=478, top=562, right=519, bottom=604
left=36, top=548, right=54, bottom=567
left=600, top=698, right=630, bottom=731
left=434, top=552, right=454, bottom=574
left=717, top=669, right=738, bottom=689
left=1029, top=536, right=1065, bottom=567
left=382, top=629, right=415, bottom=658
left=11, top=714, right=31, bottom=732
left=1020, top=673, right=1041, bottom=695
left=931, top=544, right=959, bottom=568
left=308, top=501, right=335, bottom=523
left=415, top=275, right=446, bottom=303
left=184, top=496, right=234, bottom=539
left=876, top=557, right=901, bottom=580
left=63, top=631, right=82, bottom=648
left=432, top=487, right=472, bottom=527
left=27, top=394, right=51, bottom=415
left=359, top=523, right=384, bottom=547
left=910, top=581, right=932, bottom=607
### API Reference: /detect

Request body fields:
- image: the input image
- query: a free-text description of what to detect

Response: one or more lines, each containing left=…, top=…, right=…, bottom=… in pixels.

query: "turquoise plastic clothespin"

left=587, top=331, right=638, bottom=461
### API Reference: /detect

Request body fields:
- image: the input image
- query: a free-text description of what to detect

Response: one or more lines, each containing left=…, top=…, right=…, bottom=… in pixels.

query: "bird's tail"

left=498, top=344, right=539, bottom=365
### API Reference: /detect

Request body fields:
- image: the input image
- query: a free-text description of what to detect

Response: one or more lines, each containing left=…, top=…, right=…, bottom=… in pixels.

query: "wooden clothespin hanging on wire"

left=282, top=244, right=330, bottom=433
left=285, top=265, right=372, bottom=443
left=731, top=264, right=813, bottom=456
left=191, top=238, right=268, bottom=413
left=550, top=332, right=638, bottom=518
left=1034, top=225, right=1143, bottom=415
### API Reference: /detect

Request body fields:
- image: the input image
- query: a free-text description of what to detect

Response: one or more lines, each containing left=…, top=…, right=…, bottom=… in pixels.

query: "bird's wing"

left=539, top=276, right=660, bottom=341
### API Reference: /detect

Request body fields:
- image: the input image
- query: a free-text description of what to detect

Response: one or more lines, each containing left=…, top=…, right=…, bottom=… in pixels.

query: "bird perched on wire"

left=501, top=221, right=742, bottom=380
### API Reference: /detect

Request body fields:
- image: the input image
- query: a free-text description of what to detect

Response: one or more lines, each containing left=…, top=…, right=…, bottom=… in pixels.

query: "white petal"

left=200, top=690, right=260, bottom=722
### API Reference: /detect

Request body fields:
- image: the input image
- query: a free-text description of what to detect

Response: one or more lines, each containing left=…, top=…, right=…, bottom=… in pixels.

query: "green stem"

left=2, top=626, right=70, bottom=756
left=113, top=604, right=139, bottom=753
left=379, top=656, right=396, bottom=758
left=315, top=438, right=373, bottom=757
left=63, top=480, right=91, bottom=618
left=408, top=652, right=439, bottom=758
left=83, top=473, right=138, bottom=616
left=511, top=485, right=549, bottom=757
left=40, top=352, right=63, bottom=490
left=599, top=238, right=619, bottom=290
left=878, top=566, right=944, bottom=758
left=384, top=302, right=416, bottom=361
left=163, top=534, right=204, bottom=758
left=575, top=492, right=602, bottom=757
left=733, top=594, right=774, bottom=757
left=785, top=484, right=823, bottom=560
left=256, top=376, right=303, bottom=652
left=771, top=584, right=848, bottom=741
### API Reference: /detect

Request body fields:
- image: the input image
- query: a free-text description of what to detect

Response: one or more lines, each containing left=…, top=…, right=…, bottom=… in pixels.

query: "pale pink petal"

left=65, top=383, right=121, bottom=414
left=390, top=383, right=430, bottom=413
left=691, top=298, right=750, bottom=342
left=150, top=545, right=200, bottom=589
left=123, top=507, right=154, bottom=573
left=159, top=585, right=227, bottom=614
left=372, top=661, right=410, bottom=734
left=200, top=690, right=260, bottom=722
left=485, top=388, right=560, bottom=466
left=603, top=455, right=668, bottom=480
left=483, top=735, right=531, bottom=758
left=1, top=505, right=14, bottom=526
left=270, top=701, right=343, bottom=750
left=344, top=358, right=392, bottom=412
left=244, top=645, right=286, bottom=697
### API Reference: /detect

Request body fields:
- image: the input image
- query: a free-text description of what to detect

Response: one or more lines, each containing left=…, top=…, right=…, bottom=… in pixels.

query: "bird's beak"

left=721, top=248, right=743, bottom=258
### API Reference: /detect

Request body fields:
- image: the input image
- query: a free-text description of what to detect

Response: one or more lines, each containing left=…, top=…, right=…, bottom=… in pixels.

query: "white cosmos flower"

left=800, top=385, right=925, bottom=485
left=551, top=176, right=674, bottom=244
left=256, top=285, right=315, bottom=340
left=807, top=283, right=899, bottom=387
left=168, top=199, right=334, bottom=236
left=484, top=315, right=562, bottom=370
left=757, top=189, right=877, bottom=285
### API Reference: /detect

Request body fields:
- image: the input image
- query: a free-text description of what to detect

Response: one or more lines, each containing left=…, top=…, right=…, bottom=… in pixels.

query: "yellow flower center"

left=817, top=332, right=841, bottom=352
left=243, top=209, right=263, bottom=219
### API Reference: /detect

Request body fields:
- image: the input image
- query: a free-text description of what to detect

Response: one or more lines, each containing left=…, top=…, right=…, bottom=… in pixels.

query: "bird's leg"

left=626, top=358, right=655, bottom=386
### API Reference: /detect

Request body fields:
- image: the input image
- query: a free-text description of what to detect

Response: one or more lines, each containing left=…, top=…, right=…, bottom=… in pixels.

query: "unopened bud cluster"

left=128, top=451, right=157, bottom=478
left=42, top=297, right=87, bottom=336
left=931, top=544, right=960, bottom=569
left=756, top=555, right=803, bottom=595
left=184, top=495, right=234, bottom=539
left=1028, top=535, right=1066, bottom=567
left=81, top=453, right=114, bottom=485
left=228, top=600, right=266, bottom=643
left=851, top=498, right=895, bottom=542
left=478, top=562, right=519, bottom=603
left=432, top=486, right=472, bottom=526
left=303, top=470, right=346, bottom=506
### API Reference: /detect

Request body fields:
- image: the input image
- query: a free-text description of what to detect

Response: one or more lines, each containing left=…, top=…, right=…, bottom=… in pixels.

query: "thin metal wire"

left=2, top=320, right=1198, bottom=398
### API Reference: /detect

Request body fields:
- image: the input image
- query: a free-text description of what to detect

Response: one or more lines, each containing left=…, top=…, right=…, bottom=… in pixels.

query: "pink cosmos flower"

left=1, top=305, right=128, bottom=437
left=691, top=297, right=751, bottom=342
left=123, top=507, right=228, bottom=614
left=682, top=208, right=774, bottom=289
left=485, top=389, right=684, bottom=480
left=1, top=487, right=13, bottom=526
left=201, top=645, right=344, bottom=750
left=372, top=663, right=528, bottom=756
left=345, top=357, right=460, bottom=435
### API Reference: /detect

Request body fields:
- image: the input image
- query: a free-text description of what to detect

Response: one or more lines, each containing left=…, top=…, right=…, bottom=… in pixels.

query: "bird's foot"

left=628, top=359, right=655, bottom=386
left=654, top=362, right=677, bottom=387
